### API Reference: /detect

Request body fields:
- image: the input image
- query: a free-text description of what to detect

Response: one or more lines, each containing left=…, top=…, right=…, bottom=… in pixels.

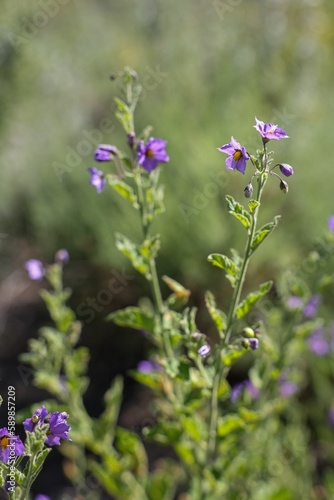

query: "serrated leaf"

left=204, top=290, right=227, bottom=334
left=107, top=175, right=139, bottom=209
left=251, top=216, right=281, bottom=252
left=107, top=306, right=155, bottom=333
left=226, top=195, right=252, bottom=229
left=236, top=281, right=273, bottom=319
left=207, top=253, right=239, bottom=276
left=248, top=199, right=260, bottom=213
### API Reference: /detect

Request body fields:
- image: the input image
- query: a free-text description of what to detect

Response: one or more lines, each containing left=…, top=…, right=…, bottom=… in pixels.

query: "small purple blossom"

left=55, top=249, right=70, bottom=265
left=280, top=381, right=299, bottom=398
left=303, top=294, right=321, bottom=319
left=231, top=380, right=260, bottom=403
left=23, top=406, right=70, bottom=447
left=307, top=328, right=329, bottom=356
left=94, top=144, right=118, bottom=162
left=25, top=259, right=45, bottom=280
left=137, top=360, right=157, bottom=373
left=218, top=136, right=250, bottom=174
left=254, top=118, right=289, bottom=142
left=34, top=495, right=51, bottom=500
left=278, top=163, right=294, bottom=177
left=88, top=167, right=106, bottom=193
left=198, top=344, right=211, bottom=357
left=0, top=428, right=25, bottom=463
left=328, top=215, right=334, bottom=232
left=45, top=412, right=71, bottom=446
left=137, top=137, right=169, bottom=173
left=286, top=295, right=303, bottom=310
left=249, top=338, right=259, bottom=350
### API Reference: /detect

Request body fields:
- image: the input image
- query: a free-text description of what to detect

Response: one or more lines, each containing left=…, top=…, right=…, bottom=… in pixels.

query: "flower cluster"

left=287, top=294, right=321, bottom=319
left=88, top=137, right=169, bottom=193
left=0, top=428, right=24, bottom=463
left=217, top=118, right=294, bottom=195
left=23, top=406, right=71, bottom=446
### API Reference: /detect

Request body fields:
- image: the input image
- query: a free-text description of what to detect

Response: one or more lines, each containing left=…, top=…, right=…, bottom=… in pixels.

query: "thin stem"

left=19, top=453, right=36, bottom=500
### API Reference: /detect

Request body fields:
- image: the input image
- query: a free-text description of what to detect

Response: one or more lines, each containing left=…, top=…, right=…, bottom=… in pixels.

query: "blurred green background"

left=1, top=0, right=332, bottom=292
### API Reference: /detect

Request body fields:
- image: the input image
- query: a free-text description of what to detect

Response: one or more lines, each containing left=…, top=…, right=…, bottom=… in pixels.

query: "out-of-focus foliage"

left=1, top=0, right=333, bottom=288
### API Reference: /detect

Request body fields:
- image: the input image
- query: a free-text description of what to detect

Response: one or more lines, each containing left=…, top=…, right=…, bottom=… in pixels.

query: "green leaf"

left=115, top=427, right=148, bottom=475
left=163, top=275, right=190, bottom=310
left=236, top=281, right=273, bottom=319
left=107, top=306, right=155, bottom=333
left=114, top=97, right=132, bottom=133
left=115, top=233, right=150, bottom=278
left=207, top=253, right=239, bottom=276
left=107, top=175, right=139, bottom=209
left=217, top=415, right=245, bottom=437
left=204, top=290, right=227, bottom=334
left=248, top=199, right=260, bottom=213
left=251, top=216, right=281, bottom=252
left=221, top=347, right=246, bottom=367
left=179, top=415, right=203, bottom=442
left=226, top=195, right=252, bottom=229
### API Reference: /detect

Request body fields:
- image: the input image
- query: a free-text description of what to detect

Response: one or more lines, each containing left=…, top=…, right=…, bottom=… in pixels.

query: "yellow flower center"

left=0, top=436, right=9, bottom=449
left=146, top=148, right=155, bottom=158
left=233, top=149, right=242, bottom=161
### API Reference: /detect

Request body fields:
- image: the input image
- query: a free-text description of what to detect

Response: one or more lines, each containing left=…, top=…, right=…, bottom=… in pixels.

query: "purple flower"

left=303, top=294, right=321, bottom=319
left=137, top=137, right=169, bottom=173
left=87, top=167, right=106, bottom=193
left=55, top=249, right=70, bottom=265
left=94, top=144, right=118, bottom=162
left=34, top=496, right=51, bottom=500
left=0, top=428, right=25, bottom=463
left=231, top=380, right=259, bottom=403
left=45, top=411, right=71, bottom=446
left=218, top=136, right=250, bottom=174
left=25, top=259, right=45, bottom=280
left=137, top=360, right=157, bottom=373
left=278, top=163, right=294, bottom=177
left=328, top=215, right=334, bottom=232
left=254, top=118, right=289, bottom=142
left=286, top=295, right=303, bottom=310
left=198, top=344, right=211, bottom=357
left=307, top=328, right=329, bottom=356
left=23, top=406, right=70, bottom=447
left=328, top=406, right=334, bottom=427
left=280, top=381, right=298, bottom=397
left=249, top=338, right=259, bottom=350
left=23, top=406, right=49, bottom=432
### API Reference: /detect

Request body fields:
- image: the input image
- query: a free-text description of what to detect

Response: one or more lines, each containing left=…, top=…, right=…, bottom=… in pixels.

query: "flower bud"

left=280, top=179, right=289, bottom=193
left=242, top=327, right=255, bottom=338
left=279, top=163, right=294, bottom=177
left=94, top=144, right=118, bottom=162
left=244, top=183, right=253, bottom=198
left=127, top=132, right=136, bottom=148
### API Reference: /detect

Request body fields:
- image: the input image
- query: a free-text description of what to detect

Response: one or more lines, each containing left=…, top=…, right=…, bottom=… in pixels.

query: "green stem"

left=206, top=171, right=268, bottom=464
left=19, top=453, right=37, bottom=500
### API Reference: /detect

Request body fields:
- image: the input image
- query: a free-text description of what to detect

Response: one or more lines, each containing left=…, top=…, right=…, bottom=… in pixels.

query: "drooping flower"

left=45, top=411, right=71, bottom=446
left=137, top=137, right=169, bottom=173
left=55, top=249, right=70, bottom=265
left=94, top=144, right=118, bottom=162
left=328, top=215, right=334, bottom=232
left=23, top=406, right=70, bottom=447
left=278, top=163, right=294, bottom=177
left=0, top=428, right=25, bottom=463
left=25, top=259, right=45, bottom=280
left=254, top=118, right=289, bottom=142
left=218, top=137, right=250, bottom=174
left=87, top=167, right=106, bottom=193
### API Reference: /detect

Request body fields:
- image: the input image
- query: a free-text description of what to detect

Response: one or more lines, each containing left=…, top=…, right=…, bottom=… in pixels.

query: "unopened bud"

left=280, top=179, right=289, bottom=193
left=278, top=163, right=294, bottom=177
left=243, top=327, right=255, bottom=338
left=244, top=183, right=253, bottom=198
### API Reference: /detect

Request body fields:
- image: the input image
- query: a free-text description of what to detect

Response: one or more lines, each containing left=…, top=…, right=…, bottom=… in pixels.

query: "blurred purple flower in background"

left=137, top=137, right=169, bottom=173
left=231, top=380, right=260, bottom=403
left=287, top=296, right=303, bottom=310
left=88, top=167, right=106, bottom=193
left=218, top=136, right=249, bottom=174
left=328, top=215, right=334, bottom=232
left=254, top=118, right=288, bottom=142
left=55, top=249, right=70, bottom=265
left=25, top=259, right=45, bottom=280
left=328, top=406, right=334, bottom=427
left=307, top=328, right=330, bottom=356
left=137, top=360, right=158, bottom=373
left=279, top=373, right=299, bottom=397
left=303, top=295, right=321, bottom=319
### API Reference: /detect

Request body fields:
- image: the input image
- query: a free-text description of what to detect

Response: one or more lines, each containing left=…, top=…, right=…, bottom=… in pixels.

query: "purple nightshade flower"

left=137, top=360, right=157, bottom=373
left=249, top=338, right=259, bottom=350
left=23, top=406, right=49, bottom=432
left=303, top=294, right=321, bottom=319
left=87, top=167, right=106, bottom=193
left=137, top=137, right=169, bottom=173
left=94, top=144, right=118, bottom=162
left=0, top=428, right=25, bottom=463
left=218, top=136, right=250, bottom=174
left=55, top=249, right=70, bottom=265
left=45, top=411, right=71, bottom=446
left=286, top=295, right=303, bottom=310
left=198, top=344, right=211, bottom=357
left=25, top=259, right=45, bottom=280
left=328, top=215, right=334, bottom=232
left=254, top=118, right=289, bottom=142
left=278, top=163, right=294, bottom=177
left=307, top=328, right=329, bottom=356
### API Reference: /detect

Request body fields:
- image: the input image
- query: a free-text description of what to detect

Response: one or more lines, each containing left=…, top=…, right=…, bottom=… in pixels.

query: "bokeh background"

left=1, top=0, right=332, bottom=290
